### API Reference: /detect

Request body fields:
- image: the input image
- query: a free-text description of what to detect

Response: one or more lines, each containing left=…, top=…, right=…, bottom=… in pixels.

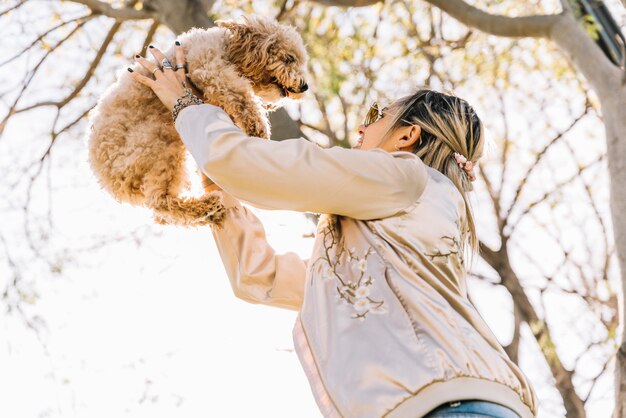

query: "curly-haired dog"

left=87, top=15, right=309, bottom=227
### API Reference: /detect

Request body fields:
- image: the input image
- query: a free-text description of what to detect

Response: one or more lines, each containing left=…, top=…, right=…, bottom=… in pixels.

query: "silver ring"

left=161, top=58, right=173, bottom=69
left=176, top=63, right=185, bottom=69
left=152, top=67, right=162, bottom=75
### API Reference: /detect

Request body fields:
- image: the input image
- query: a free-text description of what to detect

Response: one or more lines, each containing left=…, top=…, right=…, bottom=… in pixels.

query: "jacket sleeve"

left=174, top=103, right=428, bottom=220
left=209, top=190, right=307, bottom=311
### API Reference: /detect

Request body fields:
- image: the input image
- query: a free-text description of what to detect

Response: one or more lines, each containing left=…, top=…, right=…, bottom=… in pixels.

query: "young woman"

left=130, top=42, right=538, bottom=418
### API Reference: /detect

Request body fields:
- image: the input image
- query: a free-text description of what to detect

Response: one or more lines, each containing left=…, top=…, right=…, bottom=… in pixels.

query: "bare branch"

left=549, top=12, right=622, bottom=95
left=296, top=120, right=327, bottom=135
left=139, top=19, right=160, bottom=56
left=505, top=105, right=591, bottom=221
left=469, top=272, right=500, bottom=285
left=583, top=352, right=614, bottom=403
left=503, top=303, right=522, bottom=363
left=68, top=0, right=156, bottom=20
left=275, top=0, right=296, bottom=21
left=14, top=20, right=122, bottom=113
left=145, top=0, right=215, bottom=33
left=559, top=0, right=574, bottom=15
left=338, top=95, right=349, bottom=144
left=308, top=0, right=380, bottom=6
left=0, top=17, right=93, bottom=140
left=481, top=244, right=586, bottom=416
left=311, top=89, right=339, bottom=145
left=417, top=1, right=621, bottom=94
left=40, top=103, right=97, bottom=164
left=0, top=14, right=92, bottom=67
left=414, top=0, right=559, bottom=38
left=506, top=154, right=606, bottom=238
left=0, top=0, right=27, bottom=18
left=478, top=240, right=500, bottom=264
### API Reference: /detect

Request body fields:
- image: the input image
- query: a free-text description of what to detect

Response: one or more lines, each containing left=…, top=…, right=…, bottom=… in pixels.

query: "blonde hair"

left=378, top=88, right=485, bottom=270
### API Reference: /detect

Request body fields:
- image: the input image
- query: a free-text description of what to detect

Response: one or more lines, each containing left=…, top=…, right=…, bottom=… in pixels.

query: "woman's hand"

left=128, top=42, right=203, bottom=111
left=130, top=42, right=216, bottom=188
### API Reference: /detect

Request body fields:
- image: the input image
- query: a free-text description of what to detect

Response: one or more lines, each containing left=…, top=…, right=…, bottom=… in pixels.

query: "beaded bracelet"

left=172, top=81, right=204, bottom=123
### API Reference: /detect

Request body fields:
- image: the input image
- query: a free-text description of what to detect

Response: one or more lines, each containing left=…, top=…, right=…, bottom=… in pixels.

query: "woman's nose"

left=358, top=124, right=365, bottom=135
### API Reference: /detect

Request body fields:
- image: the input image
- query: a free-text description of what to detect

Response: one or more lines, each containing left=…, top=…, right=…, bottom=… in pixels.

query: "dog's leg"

left=218, top=94, right=270, bottom=139
left=149, top=192, right=228, bottom=228
left=191, top=64, right=271, bottom=139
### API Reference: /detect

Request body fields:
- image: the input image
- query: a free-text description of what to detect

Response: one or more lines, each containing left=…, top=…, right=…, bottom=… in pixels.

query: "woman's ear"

left=399, top=125, right=421, bottom=149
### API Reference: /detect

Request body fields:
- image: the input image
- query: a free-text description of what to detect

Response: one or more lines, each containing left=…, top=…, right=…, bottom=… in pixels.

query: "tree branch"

left=503, top=303, right=522, bottom=364
left=506, top=154, right=605, bottom=238
left=309, top=0, right=381, bottom=6
left=420, top=0, right=621, bottom=95
left=505, top=104, right=591, bottom=221
left=147, top=0, right=216, bottom=33
left=481, top=244, right=586, bottom=416
left=69, top=0, right=156, bottom=20
left=0, top=14, right=92, bottom=67
left=0, top=17, right=93, bottom=140
left=15, top=20, right=122, bottom=113
left=139, top=19, right=160, bottom=56
left=420, top=0, right=559, bottom=38
left=0, top=0, right=27, bottom=18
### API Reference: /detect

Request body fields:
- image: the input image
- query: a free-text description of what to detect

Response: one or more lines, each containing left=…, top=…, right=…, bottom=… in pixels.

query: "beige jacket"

left=174, top=104, right=539, bottom=418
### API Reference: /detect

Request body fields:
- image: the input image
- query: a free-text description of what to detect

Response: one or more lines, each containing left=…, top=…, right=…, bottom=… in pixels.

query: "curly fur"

left=86, top=14, right=309, bottom=228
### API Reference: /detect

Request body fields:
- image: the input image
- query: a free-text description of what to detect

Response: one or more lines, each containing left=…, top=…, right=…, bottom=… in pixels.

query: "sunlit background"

left=1, top=0, right=624, bottom=417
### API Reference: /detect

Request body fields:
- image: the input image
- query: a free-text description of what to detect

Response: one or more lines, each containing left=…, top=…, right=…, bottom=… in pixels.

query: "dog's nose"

left=300, top=83, right=308, bottom=92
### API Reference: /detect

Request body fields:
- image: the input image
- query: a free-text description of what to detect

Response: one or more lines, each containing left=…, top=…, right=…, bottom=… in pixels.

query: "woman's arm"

left=209, top=189, right=307, bottom=311
left=175, top=103, right=428, bottom=220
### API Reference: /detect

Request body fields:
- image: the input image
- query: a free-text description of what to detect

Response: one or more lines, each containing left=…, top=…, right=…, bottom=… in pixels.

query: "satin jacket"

left=174, top=104, right=539, bottom=418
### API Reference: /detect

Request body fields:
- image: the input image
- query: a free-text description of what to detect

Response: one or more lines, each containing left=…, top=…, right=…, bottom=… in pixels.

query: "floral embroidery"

left=423, top=235, right=460, bottom=261
left=424, top=220, right=464, bottom=265
left=311, top=214, right=387, bottom=321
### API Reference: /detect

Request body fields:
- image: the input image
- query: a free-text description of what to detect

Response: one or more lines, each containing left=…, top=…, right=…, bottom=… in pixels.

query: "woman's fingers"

left=174, top=41, right=186, bottom=79
left=127, top=68, right=155, bottom=88
left=128, top=44, right=199, bottom=110
left=148, top=45, right=177, bottom=80
left=172, top=41, right=203, bottom=98
left=134, top=54, right=162, bottom=78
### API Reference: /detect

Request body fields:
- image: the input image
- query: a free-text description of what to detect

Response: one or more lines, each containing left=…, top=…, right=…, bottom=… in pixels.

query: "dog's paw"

left=153, top=213, right=170, bottom=225
left=197, top=195, right=228, bottom=226
left=263, top=102, right=281, bottom=112
left=245, top=118, right=270, bottom=139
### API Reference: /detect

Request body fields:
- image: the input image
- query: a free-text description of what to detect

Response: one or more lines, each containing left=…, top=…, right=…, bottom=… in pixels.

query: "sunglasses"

left=363, top=102, right=388, bottom=127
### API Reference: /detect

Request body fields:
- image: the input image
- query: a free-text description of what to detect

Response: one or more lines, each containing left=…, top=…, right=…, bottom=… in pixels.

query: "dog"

left=86, top=14, right=309, bottom=227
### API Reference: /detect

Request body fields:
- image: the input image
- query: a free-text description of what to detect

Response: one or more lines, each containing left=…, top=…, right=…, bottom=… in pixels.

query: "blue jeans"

left=422, top=399, right=522, bottom=417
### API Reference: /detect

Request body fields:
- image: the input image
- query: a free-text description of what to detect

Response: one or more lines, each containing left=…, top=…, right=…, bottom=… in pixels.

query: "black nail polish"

left=135, top=54, right=140, bottom=58
left=127, top=68, right=134, bottom=72
left=175, top=41, right=180, bottom=46
left=149, top=45, right=154, bottom=48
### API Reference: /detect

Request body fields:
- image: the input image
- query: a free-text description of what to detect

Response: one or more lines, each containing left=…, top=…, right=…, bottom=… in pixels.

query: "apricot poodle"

left=86, top=14, right=309, bottom=227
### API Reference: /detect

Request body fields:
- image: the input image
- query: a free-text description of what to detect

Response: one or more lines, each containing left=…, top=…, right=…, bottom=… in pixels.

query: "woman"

left=130, top=41, right=538, bottom=418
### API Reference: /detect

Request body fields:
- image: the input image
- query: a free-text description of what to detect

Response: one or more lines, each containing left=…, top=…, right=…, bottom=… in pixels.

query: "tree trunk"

left=604, top=88, right=626, bottom=418
left=406, top=4, right=625, bottom=414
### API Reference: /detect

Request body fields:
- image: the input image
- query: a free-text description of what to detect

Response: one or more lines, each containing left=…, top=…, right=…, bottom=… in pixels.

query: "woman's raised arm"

left=210, top=190, right=307, bottom=311
left=175, top=103, right=428, bottom=220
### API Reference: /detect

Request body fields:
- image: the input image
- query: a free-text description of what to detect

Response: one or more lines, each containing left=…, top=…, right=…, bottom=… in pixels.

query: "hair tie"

left=453, top=152, right=476, bottom=182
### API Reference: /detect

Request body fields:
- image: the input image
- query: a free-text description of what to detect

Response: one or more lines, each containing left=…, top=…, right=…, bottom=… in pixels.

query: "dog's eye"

left=284, top=55, right=296, bottom=64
